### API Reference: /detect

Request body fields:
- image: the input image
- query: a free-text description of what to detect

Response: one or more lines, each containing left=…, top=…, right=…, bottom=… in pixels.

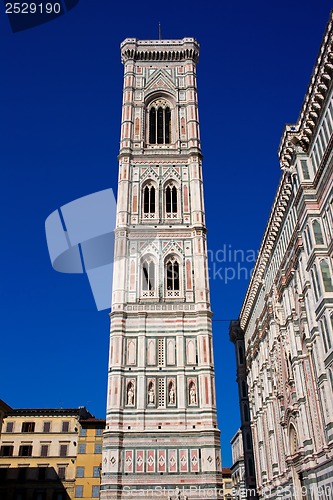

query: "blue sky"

left=1, top=0, right=331, bottom=466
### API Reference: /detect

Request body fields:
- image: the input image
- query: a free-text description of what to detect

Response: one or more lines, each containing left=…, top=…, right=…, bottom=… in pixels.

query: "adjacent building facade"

left=231, top=11, right=333, bottom=500
left=230, top=429, right=246, bottom=499
left=75, top=417, right=105, bottom=500
left=229, top=324, right=257, bottom=498
left=221, top=467, right=233, bottom=499
left=101, top=37, right=222, bottom=499
left=0, top=406, right=104, bottom=500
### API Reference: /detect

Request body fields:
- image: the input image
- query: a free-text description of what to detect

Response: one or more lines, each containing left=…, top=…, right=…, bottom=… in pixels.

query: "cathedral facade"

left=101, top=38, right=222, bottom=499
left=231, top=12, right=333, bottom=500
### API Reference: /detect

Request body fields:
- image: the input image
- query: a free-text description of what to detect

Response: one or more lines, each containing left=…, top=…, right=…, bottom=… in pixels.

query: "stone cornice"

left=121, top=38, right=200, bottom=64
left=239, top=173, right=292, bottom=330
left=240, top=12, right=333, bottom=332
left=278, top=11, right=333, bottom=169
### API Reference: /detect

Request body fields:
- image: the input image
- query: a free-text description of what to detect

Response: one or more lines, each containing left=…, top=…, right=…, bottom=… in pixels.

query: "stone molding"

left=278, top=12, right=333, bottom=170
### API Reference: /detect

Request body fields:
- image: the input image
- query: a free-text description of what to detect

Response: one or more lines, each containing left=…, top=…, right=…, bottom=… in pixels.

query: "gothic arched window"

left=166, top=185, right=177, bottom=213
left=164, top=182, right=178, bottom=221
left=313, top=220, right=324, bottom=245
left=142, top=258, right=155, bottom=296
left=149, top=104, right=171, bottom=144
left=143, top=184, right=156, bottom=216
left=166, top=257, right=180, bottom=293
left=320, top=259, right=333, bottom=292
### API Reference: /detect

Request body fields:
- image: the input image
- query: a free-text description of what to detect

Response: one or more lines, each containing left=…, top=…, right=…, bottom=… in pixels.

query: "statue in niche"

left=169, top=384, right=175, bottom=404
left=148, top=384, right=155, bottom=405
left=189, top=383, right=196, bottom=405
left=127, top=383, right=134, bottom=406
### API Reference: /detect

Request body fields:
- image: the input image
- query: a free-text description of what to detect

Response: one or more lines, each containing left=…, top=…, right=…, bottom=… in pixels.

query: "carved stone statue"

left=148, top=385, right=155, bottom=404
left=190, top=385, right=196, bottom=405
left=169, top=385, right=175, bottom=404
left=127, top=384, right=134, bottom=406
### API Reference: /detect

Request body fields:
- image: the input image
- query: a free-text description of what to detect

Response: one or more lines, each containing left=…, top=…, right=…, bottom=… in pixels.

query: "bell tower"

left=101, top=37, right=222, bottom=499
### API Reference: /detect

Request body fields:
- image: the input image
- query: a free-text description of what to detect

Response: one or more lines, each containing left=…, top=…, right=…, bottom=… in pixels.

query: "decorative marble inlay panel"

left=136, top=450, right=144, bottom=472
left=167, top=338, right=176, bottom=365
left=126, top=338, right=136, bottom=365
left=186, top=339, right=196, bottom=364
left=125, top=450, right=133, bottom=473
left=190, top=449, right=199, bottom=472
left=147, top=449, right=155, bottom=472
left=147, top=338, right=156, bottom=365
left=168, top=449, right=177, bottom=473
left=158, top=449, right=166, bottom=473
left=180, top=449, right=188, bottom=473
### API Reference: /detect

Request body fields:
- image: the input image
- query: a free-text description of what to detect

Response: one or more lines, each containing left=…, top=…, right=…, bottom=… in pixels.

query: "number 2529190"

left=6, top=3, right=61, bottom=14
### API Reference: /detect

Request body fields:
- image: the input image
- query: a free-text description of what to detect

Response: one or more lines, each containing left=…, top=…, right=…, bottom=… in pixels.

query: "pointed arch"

left=164, top=180, right=179, bottom=219
left=186, top=339, right=196, bottom=364
left=165, top=255, right=181, bottom=297
left=126, top=381, right=135, bottom=406
left=167, top=338, right=176, bottom=365
left=189, top=380, right=197, bottom=405
left=141, top=255, right=157, bottom=298
left=147, top=380, right=155, bottom=405
left=312, top=219, right=324, bottom=245
left=126, top=339, right=136, bottom=365
left=289, top=423, right=299, bottom=455
left=141, top=179, right=157, bottom=220
left=168, top=380, right=176, bottom=405
left=320, top=259, right=333, bottom=292
left=148, top=98, right=172, bottom=145
left=147, top=339, right=156, bottom=365
left=166, top=184, right=177, bottom=213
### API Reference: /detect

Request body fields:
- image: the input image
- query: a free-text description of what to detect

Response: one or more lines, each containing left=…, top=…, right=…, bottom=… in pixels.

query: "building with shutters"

left=75, top=417, right=105, bottom=499
left=230, top=429, right=246, bottom=499
left=0, top=406, right=95, bottom=500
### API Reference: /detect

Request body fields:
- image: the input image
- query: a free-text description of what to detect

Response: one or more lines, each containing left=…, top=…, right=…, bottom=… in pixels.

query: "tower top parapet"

left=120, top=37, right=199, bottom=64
